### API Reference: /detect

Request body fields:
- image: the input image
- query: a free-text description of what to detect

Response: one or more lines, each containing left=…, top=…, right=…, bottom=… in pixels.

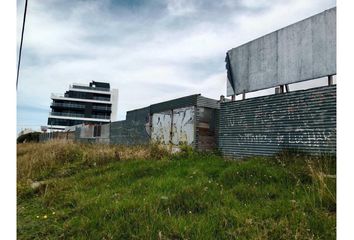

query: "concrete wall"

left=219, top=85, right=336, bottom=158
left=39, top=131, right=75, bottom=142
left=111, top=89, right=119, bottom=121
left=226, top=7, right=336, bottom=96
left=110, top=120, right=150, bottom=145
left=75, top=124, right=110, bottom=143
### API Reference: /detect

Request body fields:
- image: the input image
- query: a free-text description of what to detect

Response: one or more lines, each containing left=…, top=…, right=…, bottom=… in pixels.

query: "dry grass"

left=275, top=150, right=336, bottom=213
left=17, top=140, right=169, bottom=182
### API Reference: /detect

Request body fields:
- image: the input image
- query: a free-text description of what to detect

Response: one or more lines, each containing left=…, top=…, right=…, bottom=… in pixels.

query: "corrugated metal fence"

left=218, top=85, right=336, bottom=158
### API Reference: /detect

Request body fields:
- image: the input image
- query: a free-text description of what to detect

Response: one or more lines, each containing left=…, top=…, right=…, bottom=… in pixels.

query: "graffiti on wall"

left=151, top=106, right=195, bottom=147
left=219, top=86, right=336, bottom=157
left=151, top=111, right=172, bottom=145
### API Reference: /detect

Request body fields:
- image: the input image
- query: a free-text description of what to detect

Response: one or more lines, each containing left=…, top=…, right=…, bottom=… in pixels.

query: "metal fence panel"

left=219, top=85, right=336, bottom=158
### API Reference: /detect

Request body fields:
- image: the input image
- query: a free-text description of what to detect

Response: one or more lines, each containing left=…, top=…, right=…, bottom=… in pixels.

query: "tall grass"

left=274, top=150, right=336, bottom=213
left=17, top=142, right=336, bottom=239
left=17, top=140, right=170, bottom=182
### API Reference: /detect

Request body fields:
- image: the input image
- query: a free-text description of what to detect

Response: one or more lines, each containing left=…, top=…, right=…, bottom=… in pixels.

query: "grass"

left=17, top=141, right=336, bottom=239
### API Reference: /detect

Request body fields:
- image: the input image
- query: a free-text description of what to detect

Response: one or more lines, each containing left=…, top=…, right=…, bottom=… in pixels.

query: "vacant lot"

left=17, top=141, right=336, bottom=239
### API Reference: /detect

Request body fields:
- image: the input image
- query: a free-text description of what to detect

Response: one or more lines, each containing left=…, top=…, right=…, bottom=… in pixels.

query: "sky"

left=16, top=0, right=336, bottom=132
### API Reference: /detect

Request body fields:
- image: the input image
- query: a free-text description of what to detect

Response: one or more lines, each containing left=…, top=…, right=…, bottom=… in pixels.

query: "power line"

left=17, top=0, right=29, bottom=90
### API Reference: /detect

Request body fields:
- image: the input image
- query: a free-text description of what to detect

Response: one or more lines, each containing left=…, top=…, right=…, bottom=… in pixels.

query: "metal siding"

left=150, top=95, right=199, bottom=114
left=215, top=109, right=220, bottom=148
left=226, top=7, right=336, bottom=95
left=126, top=106, right=150, bottom=122
left=219, top=86, right=336, bottom=158
left=196, top=96, right=220, bottom=109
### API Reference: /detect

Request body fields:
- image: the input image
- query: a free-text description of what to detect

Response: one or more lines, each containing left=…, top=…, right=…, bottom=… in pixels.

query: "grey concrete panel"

left=110, top=120, right=150, bottom=145
left=226, top=7, right=336, bottom=95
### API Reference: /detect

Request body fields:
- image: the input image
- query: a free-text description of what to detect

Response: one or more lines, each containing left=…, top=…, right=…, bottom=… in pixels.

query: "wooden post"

left=242, top=91, right=246, bottom=100
left=231, top=95, right=235, bottom=101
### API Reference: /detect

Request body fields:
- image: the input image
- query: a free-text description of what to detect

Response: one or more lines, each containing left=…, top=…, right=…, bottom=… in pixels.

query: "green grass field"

left=17, top=141, right=336, bottom=239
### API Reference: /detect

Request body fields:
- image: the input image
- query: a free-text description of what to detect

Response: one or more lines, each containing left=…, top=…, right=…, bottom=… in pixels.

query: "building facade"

left=47, top=81, right=118, bottom=130
left=109, top=94, right=220, bottom=152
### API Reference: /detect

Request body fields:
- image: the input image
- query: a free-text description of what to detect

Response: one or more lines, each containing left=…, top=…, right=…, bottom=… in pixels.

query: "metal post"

left=285, top=84, right=289, bottom=93
left=169, top=109, right=173, bottom=152
left=242, top=91, right=246, bottom=100
left=328, top=75, right=333, bottom=86
left=231, top=95, right=235, bottom=101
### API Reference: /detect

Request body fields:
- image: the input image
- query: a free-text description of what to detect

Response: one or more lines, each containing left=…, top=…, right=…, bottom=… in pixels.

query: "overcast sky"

left=16, top=0, right=336, bottom=131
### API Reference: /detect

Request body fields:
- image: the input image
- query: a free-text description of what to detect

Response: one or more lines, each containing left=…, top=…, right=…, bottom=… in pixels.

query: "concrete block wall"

left=110, top=120, right=150, bottom=145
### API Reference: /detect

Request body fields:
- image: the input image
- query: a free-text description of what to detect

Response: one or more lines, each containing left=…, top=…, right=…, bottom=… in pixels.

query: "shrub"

left=17, top=132, right=41, bottom=143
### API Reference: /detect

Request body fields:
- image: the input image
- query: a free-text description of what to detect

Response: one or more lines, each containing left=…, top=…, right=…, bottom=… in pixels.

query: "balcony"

left=50, top=112, right=85, bottom=118
left=91, top=114, right=110, bottom=120
left=51, top=93, right=111, bottom=103
left=51, top=102, right=86, bottom=109
left=92, top=105, right=112, bottom=111
left=92, top=96, right=110, bottom=101
left=49, top=112, right=110, bottom=120
left=51, top=93, right=65, bottom=98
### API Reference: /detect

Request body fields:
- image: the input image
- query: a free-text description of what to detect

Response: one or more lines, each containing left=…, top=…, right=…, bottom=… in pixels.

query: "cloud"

left=167, top=0, right=196, bottom=16
left=16, top=0, right=336, bottom=131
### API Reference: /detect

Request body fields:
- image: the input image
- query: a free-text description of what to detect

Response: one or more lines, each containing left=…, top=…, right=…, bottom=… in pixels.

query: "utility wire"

left=17, top=0, right=29, bottom=90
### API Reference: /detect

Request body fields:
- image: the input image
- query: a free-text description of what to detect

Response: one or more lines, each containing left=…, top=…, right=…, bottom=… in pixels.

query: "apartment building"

left=47, top=81, right=118, bottom=130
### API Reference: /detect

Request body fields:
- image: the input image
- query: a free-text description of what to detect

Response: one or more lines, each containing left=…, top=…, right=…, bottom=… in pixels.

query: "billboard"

left=226, top=7, right=336, bottom=96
